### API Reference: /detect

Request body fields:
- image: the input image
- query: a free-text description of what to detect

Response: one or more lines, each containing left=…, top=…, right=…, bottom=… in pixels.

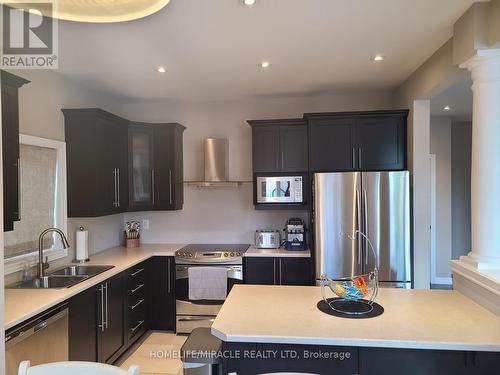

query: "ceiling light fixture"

left=259, top=61, right=270, bottom=68
left=443, top=105, right=451, bottom=111
left=157, top=67, right=166, bottom=73
left=8, top=0, right=171, bottom=23
left=373, top=55, right=384, bottom=62
left=242, top=0, right=257, bottom=5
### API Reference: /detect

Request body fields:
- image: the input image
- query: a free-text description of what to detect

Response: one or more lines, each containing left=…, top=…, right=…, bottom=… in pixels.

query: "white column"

left=412, top=100, right=431, bottom=288
left=460, top=49, right=500, bottom=269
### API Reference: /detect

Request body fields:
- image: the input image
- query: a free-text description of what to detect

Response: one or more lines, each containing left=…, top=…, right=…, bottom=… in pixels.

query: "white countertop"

left=245, top=246, right=311, bottom=258
left=4, top=243, right=310, bottom=330
left=211, top=285, right=500, bottom=352
left=4, top=244, right=183, bottom=330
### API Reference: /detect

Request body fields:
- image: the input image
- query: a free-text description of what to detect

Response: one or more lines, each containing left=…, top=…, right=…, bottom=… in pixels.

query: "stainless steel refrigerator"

left=314, top=171, right=411, bottom=288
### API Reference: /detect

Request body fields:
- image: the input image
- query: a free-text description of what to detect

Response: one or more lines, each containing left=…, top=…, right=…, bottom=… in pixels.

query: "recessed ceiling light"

left=14, top=0, right=172, bottom=23
left=157, top=66, right=166, bottom=73
left=373, top=55, right=384, bottom=62
left=241, top=0, right=257, bottom=5
left=259, top=61, right=270, bottom=68
left=443, top=105, right=451, bottom=111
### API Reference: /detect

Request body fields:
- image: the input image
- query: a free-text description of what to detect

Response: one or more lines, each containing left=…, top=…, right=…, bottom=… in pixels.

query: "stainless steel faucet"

left=38, top=228, right=70, bottom=278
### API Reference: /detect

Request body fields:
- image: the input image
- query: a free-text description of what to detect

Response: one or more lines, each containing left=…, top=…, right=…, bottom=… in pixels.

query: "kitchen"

left=2, top=1, right=500, bottom=375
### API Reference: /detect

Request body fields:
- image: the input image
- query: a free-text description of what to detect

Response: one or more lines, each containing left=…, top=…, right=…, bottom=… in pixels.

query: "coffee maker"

left=284, top=218, right=306, bottom=251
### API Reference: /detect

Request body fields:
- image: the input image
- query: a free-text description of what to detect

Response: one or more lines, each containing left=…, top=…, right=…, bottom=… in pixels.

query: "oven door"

left=175, top=264, right=243, bottom=317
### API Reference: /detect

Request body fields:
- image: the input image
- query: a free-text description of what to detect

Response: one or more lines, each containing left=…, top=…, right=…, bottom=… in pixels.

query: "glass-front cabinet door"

left=128, top=124, right=155, bottom=210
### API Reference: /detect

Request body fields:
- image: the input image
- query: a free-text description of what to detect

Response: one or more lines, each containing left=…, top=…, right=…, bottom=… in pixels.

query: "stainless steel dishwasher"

left=5, top=303, right=69, bottom=375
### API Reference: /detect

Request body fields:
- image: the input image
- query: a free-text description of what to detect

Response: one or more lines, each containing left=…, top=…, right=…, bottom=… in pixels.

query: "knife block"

left=124, top=232, right=140, bottom=248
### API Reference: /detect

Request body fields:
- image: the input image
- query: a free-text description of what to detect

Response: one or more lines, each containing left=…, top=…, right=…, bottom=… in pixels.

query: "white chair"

left=18, top=361, right=140, bottom=375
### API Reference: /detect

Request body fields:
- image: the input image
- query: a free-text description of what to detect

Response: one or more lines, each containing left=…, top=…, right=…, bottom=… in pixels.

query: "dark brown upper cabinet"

left=1, top=71, right=30, bottom=232
left=305, top=110, right=408, bottom=172
left=248, top=119, right=308, bottom=174
left=63, top=108, right=129, bottom=217
left=128, top=122, right=185, bottom=211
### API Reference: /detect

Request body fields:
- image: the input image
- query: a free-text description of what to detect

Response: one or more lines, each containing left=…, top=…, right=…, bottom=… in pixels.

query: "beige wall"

left=451, top=121, right=472, bottom=260
left=4, top=70, right=128, bottom=284
left=430, top=116, right=452, bottom=280
left=119, top=91, right=393, bottom=244
left=4, top=71, right=393, bottom=283
left=393, top=38, right=468, bottom=289
left=489, top=0, right=500, bottom=47
left=453, top=2, right=491, bottom=65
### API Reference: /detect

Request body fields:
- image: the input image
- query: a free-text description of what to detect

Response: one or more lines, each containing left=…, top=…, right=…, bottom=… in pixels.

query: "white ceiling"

left=57, top=0, right=482, bottom=101
left=431, top=77, right=473, bottom=119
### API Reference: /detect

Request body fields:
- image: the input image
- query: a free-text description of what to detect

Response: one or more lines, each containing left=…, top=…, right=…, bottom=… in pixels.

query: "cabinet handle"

left=131, top=268, right=145, bottom=276
left=352, top=148, right=356, bottom=169
left=178, top=317, right=215, bottom=322
left=129, top=283, right=144, bottom=294
left=363, top=189, right=369, bottom=265
left=279, top=259, right=282, bottom=285
left=273, top=259, right=276, bottom=285
left=169, top=169, right=173, bottom=205
left=130, top=320, right=144, bottom=334
left=151, top=169, right=155, bottom=205
left=167, top=258, right=171, bottom=294
left=15, top=158, right=20, bottom=220
left=358, top=148, right=362, bottom=169
left=130, top=299, right=144, bottom=310
left=117, top=168, right=120, bottom=208
left=281, top=151, right=284, bottom=170
left=112, top=169, right=117, bottom=207
left=98, top=284, right=105, bottom=332
left=104, top=282, right=109, bottom=329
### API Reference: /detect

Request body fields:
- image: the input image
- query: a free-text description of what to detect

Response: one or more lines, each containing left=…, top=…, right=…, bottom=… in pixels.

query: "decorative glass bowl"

left=326, top=272, right=377, bottom=301
left=319, top=230, right=380, bottom=316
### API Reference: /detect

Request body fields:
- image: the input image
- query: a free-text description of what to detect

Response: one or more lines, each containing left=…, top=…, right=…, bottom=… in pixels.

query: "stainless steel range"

left=174, top=244, right=249, bottom=333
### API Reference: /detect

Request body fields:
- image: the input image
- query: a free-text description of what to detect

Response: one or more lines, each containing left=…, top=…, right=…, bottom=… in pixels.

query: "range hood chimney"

left=204, top=138, right=229, bottom=182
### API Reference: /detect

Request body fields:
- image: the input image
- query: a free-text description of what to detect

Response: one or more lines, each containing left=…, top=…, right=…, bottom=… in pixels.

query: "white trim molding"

left=451, top=259, right=500, bottom=316
left=4, top=134, right=68, bottom=275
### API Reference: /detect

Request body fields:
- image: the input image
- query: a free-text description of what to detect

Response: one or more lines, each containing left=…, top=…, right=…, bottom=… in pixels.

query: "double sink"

left=14, top=265, right=115, bottom=289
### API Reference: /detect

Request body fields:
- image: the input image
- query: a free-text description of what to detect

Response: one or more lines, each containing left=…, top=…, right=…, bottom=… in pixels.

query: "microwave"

left=256, top=176, right=304, bottom=204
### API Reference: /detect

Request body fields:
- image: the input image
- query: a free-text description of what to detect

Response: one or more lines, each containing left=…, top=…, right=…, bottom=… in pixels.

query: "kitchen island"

left=211, top=285, right=500, bottom=375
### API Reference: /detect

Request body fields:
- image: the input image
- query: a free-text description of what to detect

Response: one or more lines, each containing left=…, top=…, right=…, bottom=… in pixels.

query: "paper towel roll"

left=76, top=229, right=89, bottom=262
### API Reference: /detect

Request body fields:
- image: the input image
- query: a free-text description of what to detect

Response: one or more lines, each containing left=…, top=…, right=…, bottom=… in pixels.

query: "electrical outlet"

left=142, top=219, right=150, bottom=230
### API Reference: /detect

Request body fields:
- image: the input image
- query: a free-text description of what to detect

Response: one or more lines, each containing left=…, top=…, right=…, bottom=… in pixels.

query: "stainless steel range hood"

left=185, top=138, right=249, bottom=187
left=204, top=138, right=229, bottom=182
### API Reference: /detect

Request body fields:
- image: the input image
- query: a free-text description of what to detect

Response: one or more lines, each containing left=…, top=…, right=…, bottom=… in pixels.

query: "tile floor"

left=120, top=332, right=187, bottom=375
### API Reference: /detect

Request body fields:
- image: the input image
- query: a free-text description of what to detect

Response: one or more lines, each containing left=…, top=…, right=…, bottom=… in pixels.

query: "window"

left=4, top=135, right=67, bottom=274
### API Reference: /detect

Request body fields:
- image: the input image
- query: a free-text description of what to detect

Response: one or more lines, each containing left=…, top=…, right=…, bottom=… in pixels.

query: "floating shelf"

left=184, top=181, right=252, bottom=188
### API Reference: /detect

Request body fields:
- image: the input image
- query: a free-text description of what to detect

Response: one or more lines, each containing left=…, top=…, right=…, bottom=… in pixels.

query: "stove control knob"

left=188, top=253, right=193, bottom=258
left=230, top=252, right=235, bottom=257
left=236, top=252, right=241, bottom=256
left=224, top=253, right=228, bottom=257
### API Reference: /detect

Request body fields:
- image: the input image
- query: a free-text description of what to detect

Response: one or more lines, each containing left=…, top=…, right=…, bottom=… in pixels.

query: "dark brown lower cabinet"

left=151, top=256, right=176, bottom=331
left=98, top=273, right=125, bottom=364
left=68, top=273, right=125, bottom=364
left=221, top=343, right=500, bottom=375
left=68, top=285, right=98, bottom=362
left=244, top=257, right=312, bottom=286
left=69, top=258, right=175, bottom=364
left=359, top=348, right=500, bottom=375
left=125, top=260, right=152, bottom=346
left=221, top=343, right=357, bottom=375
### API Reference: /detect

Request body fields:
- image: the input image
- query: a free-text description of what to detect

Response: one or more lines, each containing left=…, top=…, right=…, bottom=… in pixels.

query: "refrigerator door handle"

left=356, top=189, right=362, bottom=265
left=363, top=189, right=369, bottom=265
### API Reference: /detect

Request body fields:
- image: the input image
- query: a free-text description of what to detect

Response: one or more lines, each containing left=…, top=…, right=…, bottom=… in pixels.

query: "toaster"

left=255, top=230, right=281, bottom=249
